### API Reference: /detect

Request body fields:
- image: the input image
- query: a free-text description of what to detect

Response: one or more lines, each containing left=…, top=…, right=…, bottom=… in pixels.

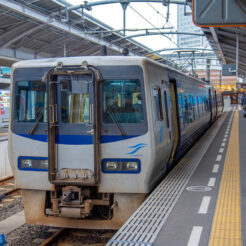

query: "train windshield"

left=103, top=79, right=144, bottom=124
left=60, top=78, right=90, bottom=124
left=14, top=81, right=46, bottom=123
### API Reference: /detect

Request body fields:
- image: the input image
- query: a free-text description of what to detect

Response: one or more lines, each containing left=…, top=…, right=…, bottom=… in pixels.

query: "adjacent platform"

left=108, top=105, right=245, bottom=246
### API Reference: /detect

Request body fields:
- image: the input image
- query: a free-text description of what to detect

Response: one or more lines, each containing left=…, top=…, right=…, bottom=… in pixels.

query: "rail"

left=40, top=228, right=67, bottom=246
left=0, top=176, right=20, bottom=202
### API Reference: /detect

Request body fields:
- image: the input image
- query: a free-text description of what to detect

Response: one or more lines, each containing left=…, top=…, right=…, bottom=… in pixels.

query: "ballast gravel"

left=0, top=197, right=23, bottom=222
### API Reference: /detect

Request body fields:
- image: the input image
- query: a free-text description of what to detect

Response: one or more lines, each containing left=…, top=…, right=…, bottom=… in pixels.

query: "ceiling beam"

left=0, top=0, right=138, bottom=56
left=209, top=27, right=226, bottom=64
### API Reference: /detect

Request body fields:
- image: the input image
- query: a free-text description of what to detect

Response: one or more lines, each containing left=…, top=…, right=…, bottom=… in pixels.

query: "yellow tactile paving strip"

left=209, top=111, right=241, bottom=246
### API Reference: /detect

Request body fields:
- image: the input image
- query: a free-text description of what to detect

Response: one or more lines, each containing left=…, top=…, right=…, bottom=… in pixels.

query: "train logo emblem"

left=127, top=143, right=147, bottom=157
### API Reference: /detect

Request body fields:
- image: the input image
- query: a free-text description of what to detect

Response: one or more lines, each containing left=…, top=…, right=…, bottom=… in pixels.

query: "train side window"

left=188, top=95, right=194, bottom=122
left=178, top=93, right=184, bottom=129
left=153, top=88, right=163, bottom=121
left=163, top=90, right=169, bottom=128
left=205, top=96, right=209, bottom=112
left=193, top=96, right=199, bottom=119
left=191, top=96, right=196, bottom=120
left=183, top=96, right=189, bottom=125
left=198, top=96, right=203, bottom=115
left=196, top=96, right=200, bottom=118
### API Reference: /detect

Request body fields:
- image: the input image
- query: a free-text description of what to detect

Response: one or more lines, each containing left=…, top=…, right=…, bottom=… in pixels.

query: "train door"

left=163, top=89, right=172, bottom=162
left=209, top=88, right=214, bottom=123
left=214, top=90, right=218, bottom=118
left=47, top=67, right=101, bottom=185
left=169, top=79, right=180, bottom=163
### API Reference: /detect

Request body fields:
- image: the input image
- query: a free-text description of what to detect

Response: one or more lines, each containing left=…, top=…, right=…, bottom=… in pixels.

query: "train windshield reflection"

left=103, top=80, right=144, bottom=124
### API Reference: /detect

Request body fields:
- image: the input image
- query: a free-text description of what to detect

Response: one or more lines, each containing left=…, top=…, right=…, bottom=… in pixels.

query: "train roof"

left=12, top=56, right=211, bottom=86
left=12, top=56, right=147, bottom=68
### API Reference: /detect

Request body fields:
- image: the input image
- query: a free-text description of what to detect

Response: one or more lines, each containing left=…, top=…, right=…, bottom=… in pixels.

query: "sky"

left=67, top=0, right=178, bottom=52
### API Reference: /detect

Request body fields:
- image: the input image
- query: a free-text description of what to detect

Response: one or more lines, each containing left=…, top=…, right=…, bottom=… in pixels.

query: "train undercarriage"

left=22, top=188, right=146, bottom=229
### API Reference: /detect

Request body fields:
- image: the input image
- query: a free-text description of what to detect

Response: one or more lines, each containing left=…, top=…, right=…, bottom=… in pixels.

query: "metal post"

left=219, top=69, right=222, bottom=89
left=100, top=45, right=107, bottom=56
left=121, top=2, right=129, bottom=36
left=236, top=32, right=239, bottom=78
left=64, top=42, right=66, bottom=57
left=191, top=53, right=194, bottom=76
left=206, top=59, right=211, bottom=83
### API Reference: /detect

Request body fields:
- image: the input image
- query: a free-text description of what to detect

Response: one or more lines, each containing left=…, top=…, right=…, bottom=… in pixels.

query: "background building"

left=177, top=5, right=210, bottom=48
left=176, top=5, right=237, bottom=89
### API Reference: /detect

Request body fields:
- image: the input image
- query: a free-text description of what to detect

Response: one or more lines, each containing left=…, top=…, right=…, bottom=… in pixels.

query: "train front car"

left=9, top=57, right=159, bottom=229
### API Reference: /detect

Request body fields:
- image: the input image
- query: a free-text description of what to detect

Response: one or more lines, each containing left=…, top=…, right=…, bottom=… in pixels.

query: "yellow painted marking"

left=0, top=133, right=7, bottom=135
left=209, top=111, right=241, bottom=246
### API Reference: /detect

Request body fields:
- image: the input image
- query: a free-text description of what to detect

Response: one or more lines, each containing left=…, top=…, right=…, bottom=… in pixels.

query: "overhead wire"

left=0, top=0, right=184, bottom=68
left=128, top=4, right=178, bottom=47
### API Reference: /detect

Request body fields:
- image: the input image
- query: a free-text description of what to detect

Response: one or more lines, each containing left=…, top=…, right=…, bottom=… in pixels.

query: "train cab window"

left=60, top=79, right=90, bottom=124
left=153, top=88, right=163, bottom=121
left=15, top=81, right=47, bottom=122
left=103, top=80, right=144, bottom=123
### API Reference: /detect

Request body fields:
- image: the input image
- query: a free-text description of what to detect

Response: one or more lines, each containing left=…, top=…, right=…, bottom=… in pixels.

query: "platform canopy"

left=188, top=0, right=246, bottom=77
left=0, top=0, right=172, bottom=67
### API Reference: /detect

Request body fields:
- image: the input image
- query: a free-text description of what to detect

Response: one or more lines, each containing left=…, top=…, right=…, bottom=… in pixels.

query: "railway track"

left=0, top=175, right=20, bottom=202
left=40, top=228, right=116, bottom=246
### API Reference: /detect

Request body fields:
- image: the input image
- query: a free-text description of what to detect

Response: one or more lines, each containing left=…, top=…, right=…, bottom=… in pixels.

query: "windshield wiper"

left=106, top=105, right=126, bottom=136
left=28, top=108, right=44, bottom=135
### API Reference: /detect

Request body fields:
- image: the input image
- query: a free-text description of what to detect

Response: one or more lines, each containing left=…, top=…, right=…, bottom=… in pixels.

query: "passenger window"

left=103, top=80, right=144, bottom=124
left=163, top=91, right=169, bottom=128
left=205, top=97, right=209, bottom=112
left=196, top=96, right=200, bottom=118
left=198, top=96, right=204, bottom=115
left=153, top=88, right=163, bottom=121
left=194, top=96, right=199, bottom=119
left=183, top=96, right=189, bottom=125
left=188, top=95, right=194, bottom=122
left=178, top=93, right=184, bottom=128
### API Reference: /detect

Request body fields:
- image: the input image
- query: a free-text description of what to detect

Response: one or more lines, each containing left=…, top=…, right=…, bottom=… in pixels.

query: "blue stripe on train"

left=18, top=134, right=139, bottom=145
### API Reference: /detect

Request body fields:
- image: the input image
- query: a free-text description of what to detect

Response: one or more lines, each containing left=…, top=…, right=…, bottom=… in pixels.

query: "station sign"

left=193, top=0, right=246, bottom=27
left=222, top=64, right=236, bottom=76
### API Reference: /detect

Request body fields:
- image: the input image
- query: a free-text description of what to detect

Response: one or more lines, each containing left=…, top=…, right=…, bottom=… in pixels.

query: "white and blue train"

left=9, top=56, right=223, bottom=229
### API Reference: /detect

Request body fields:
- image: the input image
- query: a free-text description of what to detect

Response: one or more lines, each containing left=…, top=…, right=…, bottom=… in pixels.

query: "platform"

left=0, top=128, right=11, bottom=179
left=108, top=105, right=245, bottom=246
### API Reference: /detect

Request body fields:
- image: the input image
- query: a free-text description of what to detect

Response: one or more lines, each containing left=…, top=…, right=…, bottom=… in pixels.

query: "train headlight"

left=18, top=157, right=48, bottom=171
left=105, top=162, right=118, bottom=170
left=102, top=159, right=140, bottom=173
left=21, top=159, right=32, bottom=168
left=126, top=162, right=138, bottom=171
